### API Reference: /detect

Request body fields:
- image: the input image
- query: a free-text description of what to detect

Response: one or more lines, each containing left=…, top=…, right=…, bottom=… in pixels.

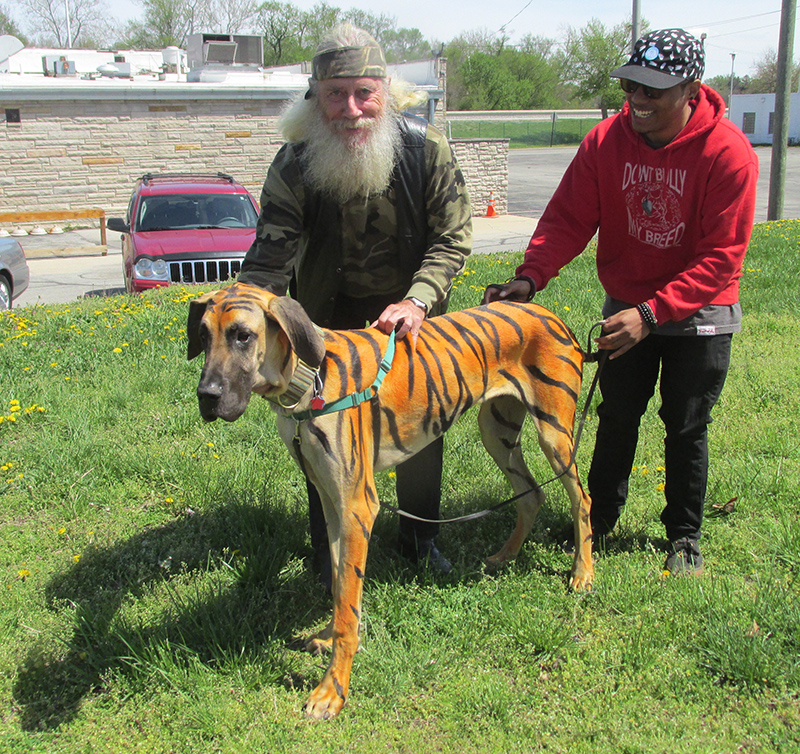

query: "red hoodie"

left=516, top=85, right=758, bottom=326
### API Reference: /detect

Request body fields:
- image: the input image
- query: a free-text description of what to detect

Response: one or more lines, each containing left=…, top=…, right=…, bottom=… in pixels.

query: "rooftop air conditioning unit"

left=186, top=33, right=263, bottom=70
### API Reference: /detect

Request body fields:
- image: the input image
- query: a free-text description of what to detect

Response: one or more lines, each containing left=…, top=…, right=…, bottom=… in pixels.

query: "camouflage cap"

left=311, top=44, right=387, bottom=81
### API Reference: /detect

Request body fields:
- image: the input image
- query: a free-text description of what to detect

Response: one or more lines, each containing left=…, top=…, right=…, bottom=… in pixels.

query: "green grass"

left=2, top=220, right=800, bottom=752
left=448, top=118, right=602, bottom=148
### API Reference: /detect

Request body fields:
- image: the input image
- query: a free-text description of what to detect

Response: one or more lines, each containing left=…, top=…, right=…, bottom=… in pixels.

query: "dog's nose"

left=197, top=381, right=223, bottom=401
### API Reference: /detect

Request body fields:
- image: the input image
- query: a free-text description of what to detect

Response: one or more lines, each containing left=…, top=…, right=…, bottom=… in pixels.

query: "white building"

left=729, top=92, right=800, bottom=146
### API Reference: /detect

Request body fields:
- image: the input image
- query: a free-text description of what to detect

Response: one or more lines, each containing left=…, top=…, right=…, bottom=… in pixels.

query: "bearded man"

left=238, top=24, right=472, bottom=588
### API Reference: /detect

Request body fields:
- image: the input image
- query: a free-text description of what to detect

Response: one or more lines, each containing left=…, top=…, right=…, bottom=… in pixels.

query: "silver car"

left=0, top=237, right=30, bottom=310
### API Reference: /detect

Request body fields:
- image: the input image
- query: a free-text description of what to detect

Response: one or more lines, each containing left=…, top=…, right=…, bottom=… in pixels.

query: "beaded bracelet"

left=636, top=302, right=658, bottom=332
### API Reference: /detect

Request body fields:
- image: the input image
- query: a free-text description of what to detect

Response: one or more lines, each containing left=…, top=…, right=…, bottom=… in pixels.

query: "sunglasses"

left=619, top=79, right=666, bottom=99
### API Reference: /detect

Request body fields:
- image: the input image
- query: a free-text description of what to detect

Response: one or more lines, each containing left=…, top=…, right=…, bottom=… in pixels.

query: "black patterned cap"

left=610, top=28, right=705, bottom=89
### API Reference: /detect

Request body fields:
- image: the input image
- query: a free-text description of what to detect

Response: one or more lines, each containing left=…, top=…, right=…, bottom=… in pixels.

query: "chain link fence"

left=446, top=110, right=603, bottom=147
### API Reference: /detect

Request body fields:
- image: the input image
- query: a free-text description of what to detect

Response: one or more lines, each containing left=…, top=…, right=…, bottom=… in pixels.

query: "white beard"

left=300, top=105, right=402, bottom=203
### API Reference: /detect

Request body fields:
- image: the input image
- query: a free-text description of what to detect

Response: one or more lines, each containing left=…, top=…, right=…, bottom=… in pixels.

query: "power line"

left=703, top=23, right=782, bottom=40
left=686, top=11, right=781, bottom=29
left=499, top=0, right=535, bottom=35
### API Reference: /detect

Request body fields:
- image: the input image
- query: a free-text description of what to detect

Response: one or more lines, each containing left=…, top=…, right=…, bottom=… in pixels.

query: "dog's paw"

left=485, top=547, right=515, bottom=570
left=303, top=678, right=346, bottom=720
left=568, top=567, right=594, bottom=591
left=305, top=635, right=334, bottom=655
left=304, top=620, right=334, bottom=655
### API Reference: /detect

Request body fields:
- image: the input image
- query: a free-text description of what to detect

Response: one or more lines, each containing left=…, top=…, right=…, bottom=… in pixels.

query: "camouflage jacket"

left=238, top=114, right=472, bottom=326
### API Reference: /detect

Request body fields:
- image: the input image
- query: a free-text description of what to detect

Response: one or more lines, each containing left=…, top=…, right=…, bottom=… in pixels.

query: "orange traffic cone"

left=485, top=190, right=497, bottom=218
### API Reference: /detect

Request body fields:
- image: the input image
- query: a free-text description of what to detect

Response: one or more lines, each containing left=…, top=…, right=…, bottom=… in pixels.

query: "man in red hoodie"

left=484, top=29, right=758, bottom=575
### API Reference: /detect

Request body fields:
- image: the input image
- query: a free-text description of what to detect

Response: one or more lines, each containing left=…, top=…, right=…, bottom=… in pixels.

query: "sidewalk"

left=11, top=227, right=111, bottom=259
left=13, top=214, right=538, bottom=260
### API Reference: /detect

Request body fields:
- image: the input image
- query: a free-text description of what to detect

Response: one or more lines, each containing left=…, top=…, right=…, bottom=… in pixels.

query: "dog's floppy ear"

left=187, top=290, right=219, bottom=361
left=269, top=296, right=325, bottom=368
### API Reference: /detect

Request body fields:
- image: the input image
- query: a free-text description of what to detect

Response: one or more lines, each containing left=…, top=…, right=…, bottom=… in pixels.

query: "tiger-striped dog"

left=187, top=282, right=594, bottom=720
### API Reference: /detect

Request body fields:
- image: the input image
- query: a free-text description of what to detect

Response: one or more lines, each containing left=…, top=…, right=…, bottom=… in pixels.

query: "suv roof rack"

left=139, top=172, right=236, bottom=185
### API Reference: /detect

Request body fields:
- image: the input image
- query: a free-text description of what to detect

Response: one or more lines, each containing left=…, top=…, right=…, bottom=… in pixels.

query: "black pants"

left=307, top=292, right=444, bottom=554
left=587, top=333, right=732, bottom=541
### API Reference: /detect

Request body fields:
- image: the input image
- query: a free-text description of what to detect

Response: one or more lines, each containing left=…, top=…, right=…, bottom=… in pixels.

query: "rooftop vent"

left=42, top=55, right=76, bottom=76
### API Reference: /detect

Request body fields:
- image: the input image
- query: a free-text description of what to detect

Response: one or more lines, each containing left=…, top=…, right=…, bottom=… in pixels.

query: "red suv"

left=108, top=173, right=260, bottom=293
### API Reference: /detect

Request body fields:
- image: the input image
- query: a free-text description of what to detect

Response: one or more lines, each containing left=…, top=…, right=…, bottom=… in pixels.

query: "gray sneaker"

left=664, top=537, right=704, bottom=576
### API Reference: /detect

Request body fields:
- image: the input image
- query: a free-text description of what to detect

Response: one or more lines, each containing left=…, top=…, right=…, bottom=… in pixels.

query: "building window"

left=768, top=111, right=775, bottom=135
left=742, top=112, right=756, bottom=134
left=5, top=109, right=20, bottom=124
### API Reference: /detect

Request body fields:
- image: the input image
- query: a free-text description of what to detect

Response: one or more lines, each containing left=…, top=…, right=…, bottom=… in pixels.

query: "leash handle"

left=584, top=320, right=606, bottom=363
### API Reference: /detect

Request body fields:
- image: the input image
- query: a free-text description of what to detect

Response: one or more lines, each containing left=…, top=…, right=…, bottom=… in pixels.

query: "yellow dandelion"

left=112, top=347, right=122, bottom=353
left=73, top=554, right=81, bottom=563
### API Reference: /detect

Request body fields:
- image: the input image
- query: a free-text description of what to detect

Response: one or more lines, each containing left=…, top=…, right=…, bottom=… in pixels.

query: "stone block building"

left=0, top=42, right=508, bottom=225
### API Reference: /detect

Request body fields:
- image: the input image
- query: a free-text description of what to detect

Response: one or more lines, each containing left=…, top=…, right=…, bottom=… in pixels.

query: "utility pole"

left=768, top=0, right=797, bottom=220
left=65, top=0, right=72, bottom=48
left=631, top=0, right=641, bottom=52
left=729, top=53, right=736, bottom=114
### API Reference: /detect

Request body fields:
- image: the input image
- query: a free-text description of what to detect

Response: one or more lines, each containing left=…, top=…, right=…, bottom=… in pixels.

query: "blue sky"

left=115, top=1, right=793, bottom=79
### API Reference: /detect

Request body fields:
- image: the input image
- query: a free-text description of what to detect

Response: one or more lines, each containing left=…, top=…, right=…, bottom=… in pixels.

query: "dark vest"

left=293, top=113, right=430, bottom=325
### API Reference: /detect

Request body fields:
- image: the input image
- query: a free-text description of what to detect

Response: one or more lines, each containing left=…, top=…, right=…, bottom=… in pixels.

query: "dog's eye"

left=235, top=330, right=254, bottom=345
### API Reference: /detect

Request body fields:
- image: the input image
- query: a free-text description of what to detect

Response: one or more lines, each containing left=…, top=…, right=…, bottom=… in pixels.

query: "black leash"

left=383, top=321, right=608, bottom=525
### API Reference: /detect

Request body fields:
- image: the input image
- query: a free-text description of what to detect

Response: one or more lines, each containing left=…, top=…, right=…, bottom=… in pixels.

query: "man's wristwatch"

left=406, top=297, right=428, bottom=314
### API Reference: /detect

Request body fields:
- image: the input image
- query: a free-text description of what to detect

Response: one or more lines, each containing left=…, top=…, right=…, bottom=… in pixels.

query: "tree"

left=453, top=43, right=562, bottom=110
left=19, top=0, right=112, bottom=47
left=255, top=0, right=345, bottom=65
left=115, top=0, right=213, bottom=49
left=340, top=7, right=393, bottom=43
left=0, top=3, right=29, bottom=43
left=444, top=29, right=507, bottom=107
left=704, top=73, right=750, bottom=107
left=377, top=27, right=434, bottom=63
left=206, top=0, right=259, bottom=34
left=746, top=48, right=800, bottom=93
left=563, top=18, right=631, bottom=117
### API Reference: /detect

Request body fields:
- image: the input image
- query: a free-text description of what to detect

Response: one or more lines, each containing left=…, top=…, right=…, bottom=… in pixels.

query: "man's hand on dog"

left=482, top=278, right=533, bottom=305
left=373, top=299, right=426, bottom=343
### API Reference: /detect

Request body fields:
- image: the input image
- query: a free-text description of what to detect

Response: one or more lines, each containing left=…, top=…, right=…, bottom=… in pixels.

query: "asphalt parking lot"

left=10, top=145, right=799, bottom=308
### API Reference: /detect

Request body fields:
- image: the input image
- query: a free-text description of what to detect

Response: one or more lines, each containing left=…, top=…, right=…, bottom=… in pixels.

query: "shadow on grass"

left=13, top=488, right=589, bottom=732
left=13, top=495, right=323, bottom=732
